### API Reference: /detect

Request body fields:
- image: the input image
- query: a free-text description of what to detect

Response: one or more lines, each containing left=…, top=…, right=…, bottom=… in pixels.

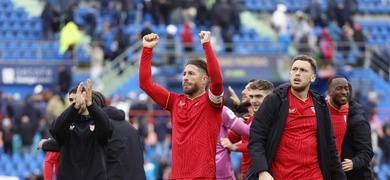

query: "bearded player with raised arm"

left=139, top=31, right=224, bottom=179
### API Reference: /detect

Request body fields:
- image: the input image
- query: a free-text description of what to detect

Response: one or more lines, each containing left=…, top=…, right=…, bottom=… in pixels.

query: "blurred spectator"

left=1, top=117, right=14, bottom=155
left=90, top=43, right=105, bottom=90
left=45, top=88, right=66, bottom=126
left=83, top=6, right=99, bottom=38
left=22, top=95, right=42, bottom=130
left=158, top=0, right=175, bottom=25
left=181, top=22, right=194, bottom=53
left=53, top=7, right=61, bottom=35
left=95, top=22, right=115, bottom=60
left=181, top=0, right=198, bottom=24
left=158, top=156, right=170, bottom=180
left=41, top=2, right=55, bottom=41
left=337, top=0, right=358, bottom=27
left=319, top=28, right=334, bottom=65
left=305, top=0, right=325, bottom=27
left=271, top=3, right=288, bottom=36
left=59, top=21, right=82, bottom=60
left=195, top=0, right=209, bottom=27
left=129, top=93, right=150, bottom=151
left=0, top=90, right=6, bottom=123
left=58, top=65, right=72, bottom=98
left=143, top=0, right=161, bottom=25
left=154, top=116, right=170, bottom=158
left=352, top=23, right=367, bottom=67
left=20, top=115, right=35, bottom=155
left=378, top=122, right=390, bottom=180
left=112, top=28, right=130, bottom=61
left=290, top=11, right=316, bottom=56
left=327, top=0, right=338, bottom=23
left=326, top=20, right=342, bottom=42
left=64, top=3, right=78, bottom=24
left=137, top=21, right=153, bottom=41
left=222, top=31, right=233, bottom=53
left=211, top=0, right=232, bottom=34
left=166, top=24, right=177, bottom=65
left=230, top=0, right=243, bottom=34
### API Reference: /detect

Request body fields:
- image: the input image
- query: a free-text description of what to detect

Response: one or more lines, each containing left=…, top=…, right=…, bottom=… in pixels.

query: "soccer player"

left=327, top=75, right=349, bottom=158
left=139, top=31, right=224, bottom=179
left=246, top=55, right=346, bottom=179
left=221, top=79, right=274, bottom=179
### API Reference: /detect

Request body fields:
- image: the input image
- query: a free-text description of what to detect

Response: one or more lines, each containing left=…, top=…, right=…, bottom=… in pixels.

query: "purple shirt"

left=216, top=106, right=250, bottom=179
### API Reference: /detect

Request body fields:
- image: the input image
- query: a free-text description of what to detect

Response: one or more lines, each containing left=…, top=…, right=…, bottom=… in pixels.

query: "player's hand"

left=220, top=138, right=237, bottom=151
left=74, top=82, right=86, bottom=109
left=143, top=33, right=159, bottom=48
left=258, top=171, right=274, bottom=180
left=228, top=86, right=240, bottom=106
left=342, top=158, right=354, bottom=172
left=85, top=79, right=93, bottom=106
left=198, top=31, right=211, bottom=44
left=37, top=139, right=48, bottom=150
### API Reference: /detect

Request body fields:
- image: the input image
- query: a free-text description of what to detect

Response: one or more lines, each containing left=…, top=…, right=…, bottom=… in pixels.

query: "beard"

left=183, top=82, right=201, bottom=96
left=78, top=106, right=87, bottom=115
left=240, top=99, right=251, bottom=107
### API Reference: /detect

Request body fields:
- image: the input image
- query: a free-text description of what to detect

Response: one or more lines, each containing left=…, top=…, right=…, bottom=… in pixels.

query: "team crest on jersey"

left=226, top=109, right=235, bottom=119
left=311, top=107, right=316, bottom=113
left=178, top=100, right=185, bottom=107
left=90, top=124, right=95, bottom=131
left=289, top=108, right=296, bottom=113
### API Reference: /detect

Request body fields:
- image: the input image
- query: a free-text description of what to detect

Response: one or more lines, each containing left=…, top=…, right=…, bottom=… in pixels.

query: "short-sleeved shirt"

left=167, top=92, right=223, bottom=179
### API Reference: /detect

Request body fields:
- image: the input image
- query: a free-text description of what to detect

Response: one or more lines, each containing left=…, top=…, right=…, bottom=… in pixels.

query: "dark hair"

left=249, top=79, right=274, bottom=91
left=68, top=86, right=107, bottom=108
left=185, top=58, right=208, bottom=76
left=68, top=86, right=85, bottom=95
left=292, top=54, right=317, bottom=72
left=248, top=79, right=257, bottom=83
left=327, top=75, right=346, bottom=87
left=186, top=58, right=209, bottom=90
left=92, top=91, right=107, bottom=108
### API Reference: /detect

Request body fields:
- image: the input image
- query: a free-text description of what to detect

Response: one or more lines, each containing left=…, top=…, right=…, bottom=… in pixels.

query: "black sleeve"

left=42, top=138, right=60, bottom=152
left=248, top=94, right=279, bottom=175
left=87, top=102, right=113, bottom=146
left=49, top=103, right=79, bottom=145
left=350, top=117, right=374, bottom=170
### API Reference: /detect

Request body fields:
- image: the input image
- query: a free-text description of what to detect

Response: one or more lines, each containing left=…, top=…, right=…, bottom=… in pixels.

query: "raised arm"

left=139, top=33, right=170, bottom=108
left=199, top=31, right=224, bottom=105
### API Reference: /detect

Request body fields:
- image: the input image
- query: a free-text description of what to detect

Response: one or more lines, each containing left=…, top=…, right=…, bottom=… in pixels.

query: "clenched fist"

left=198, top=31, right=211, bottom=44
left=143, top=33, right=159, bottom=48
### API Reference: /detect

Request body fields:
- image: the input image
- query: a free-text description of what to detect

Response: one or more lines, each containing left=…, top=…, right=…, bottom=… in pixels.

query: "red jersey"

left=327, top=101, right=348, bottom=158
left=139, top=42, right=224, bottom=179
left=228, top=116, right=252, bottom=179
left=270, top=90, right=323, bottom=179
left=167, top=92, right=222, bottom=179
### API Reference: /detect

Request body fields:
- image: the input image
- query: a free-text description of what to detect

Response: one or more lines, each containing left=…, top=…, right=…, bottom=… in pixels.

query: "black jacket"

left=246, top=86, right=346, bottom=180
left=341, top=101, right=374, bottom=180
left=104, top=106, right=146, bottom=180
left=50, top=102, right=113, bottom=180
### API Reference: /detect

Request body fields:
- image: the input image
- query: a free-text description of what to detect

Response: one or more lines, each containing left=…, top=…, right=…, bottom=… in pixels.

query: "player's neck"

left=188, top=90, right=206, bottom=100
left=291, top=88, right=309, bottom=102
left=329, top=99, right=341, bottom=111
